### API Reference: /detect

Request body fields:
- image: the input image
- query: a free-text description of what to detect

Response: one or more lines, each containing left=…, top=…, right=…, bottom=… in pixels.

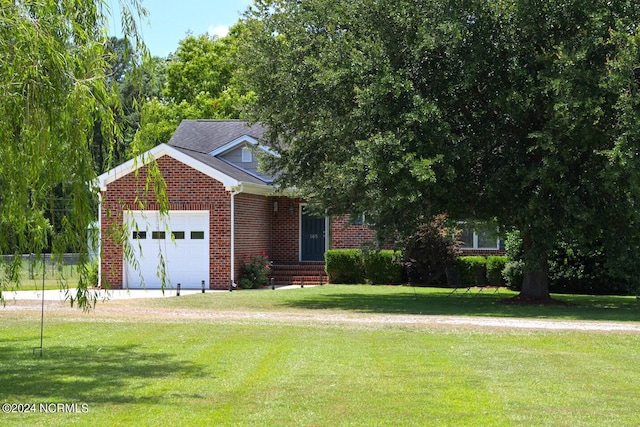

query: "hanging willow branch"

left=0, top=0, right=150, bottom=309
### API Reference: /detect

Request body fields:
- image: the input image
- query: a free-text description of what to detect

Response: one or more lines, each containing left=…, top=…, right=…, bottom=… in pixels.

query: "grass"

left=1, top=258, right=80, bottom=292
left=136, top=284, right=640, bottom=323
left=1, top=285, right=640, bottom=426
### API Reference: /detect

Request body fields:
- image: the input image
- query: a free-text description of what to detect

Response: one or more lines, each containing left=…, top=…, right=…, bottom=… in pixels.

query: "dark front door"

left=301, top=207, right=326, bottom=261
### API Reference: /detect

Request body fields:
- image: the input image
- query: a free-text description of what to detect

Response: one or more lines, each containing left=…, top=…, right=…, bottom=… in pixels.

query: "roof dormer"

left=210, top=135, right=274, bottom=183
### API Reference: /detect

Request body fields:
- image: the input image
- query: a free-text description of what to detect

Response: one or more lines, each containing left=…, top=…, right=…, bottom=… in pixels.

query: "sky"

left=108, top=0, right=253, bottom=57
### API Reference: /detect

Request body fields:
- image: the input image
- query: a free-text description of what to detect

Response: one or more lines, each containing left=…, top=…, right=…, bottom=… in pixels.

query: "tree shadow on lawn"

left=0, top=343, right=206, bottom=404
left=281, top=287, right=640, bottom=322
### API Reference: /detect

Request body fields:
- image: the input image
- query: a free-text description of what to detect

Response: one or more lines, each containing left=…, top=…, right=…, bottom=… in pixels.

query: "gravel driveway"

left=3, top=289, right=639, bottom=333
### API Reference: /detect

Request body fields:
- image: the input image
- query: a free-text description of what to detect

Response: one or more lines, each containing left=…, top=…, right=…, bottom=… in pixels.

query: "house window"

left=191, top=231, right=205, bottom=240
left=353, top=213, right=365, bottom=226
left=132, top=231, right=146, bottom=239
left=172, top=231, right=185, bottom=240
left=460, top=225, right=501, bottom=250
left=460, top=228, right=474, bottom=248
left=152, top=231, right=166, bottom=239
left=241, top=147, right=252, bottom=163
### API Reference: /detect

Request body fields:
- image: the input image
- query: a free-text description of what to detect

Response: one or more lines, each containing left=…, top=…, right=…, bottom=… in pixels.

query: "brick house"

left=97, top=120, right=377, bottom=290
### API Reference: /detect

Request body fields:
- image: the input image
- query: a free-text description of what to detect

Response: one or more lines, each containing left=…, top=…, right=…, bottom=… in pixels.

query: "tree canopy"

left=0, top=0, right=147, bottom=307
left=241, top=0, right=640, bottom=299
left=132, top=25, right=254, bottom=153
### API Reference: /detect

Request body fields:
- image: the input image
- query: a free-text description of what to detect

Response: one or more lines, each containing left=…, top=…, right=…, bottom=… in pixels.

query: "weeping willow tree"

left=0, top=0, right=148, bottom=308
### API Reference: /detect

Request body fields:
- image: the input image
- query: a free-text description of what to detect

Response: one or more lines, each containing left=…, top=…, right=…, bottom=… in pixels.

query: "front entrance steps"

left=270, top=262, right=327, bottom=287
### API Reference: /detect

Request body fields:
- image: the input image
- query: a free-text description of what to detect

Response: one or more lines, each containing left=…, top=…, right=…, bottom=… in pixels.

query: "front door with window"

left=301, top=207, right=326, bottom=261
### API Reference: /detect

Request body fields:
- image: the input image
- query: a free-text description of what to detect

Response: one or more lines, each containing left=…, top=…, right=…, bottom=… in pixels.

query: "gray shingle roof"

left=167, top=120, right=272, bottom=185
left=168, top=120, right=267, bottom=154
left=171, top=146, right=269, bottom=186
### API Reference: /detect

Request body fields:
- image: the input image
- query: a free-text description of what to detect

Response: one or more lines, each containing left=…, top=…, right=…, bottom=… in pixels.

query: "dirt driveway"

left=4, top=297, right=640, bottom=333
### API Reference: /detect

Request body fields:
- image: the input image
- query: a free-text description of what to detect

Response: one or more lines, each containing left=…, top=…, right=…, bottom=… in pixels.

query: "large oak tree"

left=241, top=0, right=640, bottom=300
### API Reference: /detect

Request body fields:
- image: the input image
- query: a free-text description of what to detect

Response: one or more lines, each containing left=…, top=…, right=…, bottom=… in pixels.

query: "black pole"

left=38, top=259, right=44, bottom=357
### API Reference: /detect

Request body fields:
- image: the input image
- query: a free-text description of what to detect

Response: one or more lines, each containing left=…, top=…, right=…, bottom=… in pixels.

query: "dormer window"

left=241, top=147, right=252, bottom=163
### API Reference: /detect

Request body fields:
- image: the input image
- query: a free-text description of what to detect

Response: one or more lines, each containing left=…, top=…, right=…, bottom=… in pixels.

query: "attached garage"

left=124, top=210, right=209, bottom=289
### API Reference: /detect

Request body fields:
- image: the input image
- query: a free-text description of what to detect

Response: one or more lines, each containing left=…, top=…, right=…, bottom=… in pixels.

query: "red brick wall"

left=100, top=155, right=232, bottom=290
left=234, top=193, right=272, bottom=281
left=270, top=197, right=302, bottom=263
left=460, top=249, right=506, bottom=256
left=331, top=215, right=377, bottom=249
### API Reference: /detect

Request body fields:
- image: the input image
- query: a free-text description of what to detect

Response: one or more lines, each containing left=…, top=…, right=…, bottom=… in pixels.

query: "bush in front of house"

left=486, top=256, right=507, bottom=286
left=325, top=249, right=365, bottom=284
left=457, top=256, right=488, bottom=286
left=239, top=254, right=271, bottom=289
left=402, top=214, right=461, bottom=285
left=362, top=250, right=403, bottom=284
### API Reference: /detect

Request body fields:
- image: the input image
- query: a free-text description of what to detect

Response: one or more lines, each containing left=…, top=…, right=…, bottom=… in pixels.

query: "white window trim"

left=241, top=147, right=253, bottom=163
left=459, top=223, right=501, bottom=250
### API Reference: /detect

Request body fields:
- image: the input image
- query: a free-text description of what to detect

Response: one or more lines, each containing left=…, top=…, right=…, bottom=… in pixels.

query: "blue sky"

left=108, top=0, right=252, bottom=57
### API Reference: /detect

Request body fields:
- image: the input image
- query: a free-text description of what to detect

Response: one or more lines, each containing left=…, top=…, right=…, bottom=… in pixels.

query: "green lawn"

left=137, top=284, right=640, bottom=322
left=3, top=258, right=80, bottom=292
left=1, top=285, right=639, bottom=426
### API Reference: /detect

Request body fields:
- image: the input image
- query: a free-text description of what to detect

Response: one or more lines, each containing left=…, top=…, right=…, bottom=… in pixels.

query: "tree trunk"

left=519, top=230, right=550, bottom=300
left=521, top=269, right=549, bottom=300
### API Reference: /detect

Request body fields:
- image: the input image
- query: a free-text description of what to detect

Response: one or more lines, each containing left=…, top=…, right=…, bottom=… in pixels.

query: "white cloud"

left=208, top=25, right=230, bottom=38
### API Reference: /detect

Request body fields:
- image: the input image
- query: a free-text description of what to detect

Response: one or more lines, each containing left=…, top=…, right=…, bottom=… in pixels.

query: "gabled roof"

left=168, top=120, right=267, bottom=154
left=97, top=120, right=274, bottom=195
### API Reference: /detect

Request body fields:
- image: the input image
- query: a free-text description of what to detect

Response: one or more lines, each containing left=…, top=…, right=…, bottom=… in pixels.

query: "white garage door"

left=124, top=210, right=209, bottom=289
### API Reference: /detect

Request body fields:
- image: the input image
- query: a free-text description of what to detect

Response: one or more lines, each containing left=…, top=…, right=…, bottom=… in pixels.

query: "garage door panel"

left=124, top=211, right=209, bottom=289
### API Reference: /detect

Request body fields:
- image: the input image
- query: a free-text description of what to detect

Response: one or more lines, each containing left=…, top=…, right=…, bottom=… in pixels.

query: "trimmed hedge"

left=457, top=256, right=487, bottom=286
left=326, top=250, right=507, bottom=287
left=325, top=249, right=402, bottom=284
left=454, top=255, right=508, bottom=287
left=486, top=256, right=507, bottom=286
left=363, top=250, right=403, bottom=284
left=325, top=249, right=365, bottom=284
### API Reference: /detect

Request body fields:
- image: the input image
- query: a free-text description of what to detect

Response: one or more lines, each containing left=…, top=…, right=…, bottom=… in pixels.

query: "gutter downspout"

left=97, top=191, right=102, bottom=288
left=230, top=184, right=244, bottom=286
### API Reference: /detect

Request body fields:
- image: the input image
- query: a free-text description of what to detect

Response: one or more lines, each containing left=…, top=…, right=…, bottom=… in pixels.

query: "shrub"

left=402, top=214, right=461, bottom=285
left=363, top=250, right=403, bottom=284
left=503, top=229, right=634, bottom=295
left=80, top=258, right=99, bottom=288
left=325, top=249, right=365, bottom=284
left=548, top=240, right=630, bottom=295
left=457, top=256, right=487, bottom=286
left=239, top=254, right=271, bottom=289
left=503, top=230, right=523, bottom=291
left=502, top=260, right=524, bottom=291
left=486, top=256, right=507, bottom=286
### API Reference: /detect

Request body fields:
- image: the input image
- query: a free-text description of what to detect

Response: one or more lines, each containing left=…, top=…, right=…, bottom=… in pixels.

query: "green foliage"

left=548, top=240, right=633, bottom=296
left=486, top=256, right=507, bottom=287
left=503, top=260, right=524, bottom=291
left=0, top=0, right=147, bottom=308
left=133, top=25, right=253, bottom=152
left=84, top=258, right=100, bottom=288
left=362, top=250, right=403, bottom=284
left=505, top=228, right=637, bottom=295
left=402, top=214, right=461, bottom=285
left=241, top=0, right=640, bottom=300
left=239, top=254, right=271, bottom=289
left=325, top=249, right=365, bottom=284
left=457, top=257, right=487, bottom=286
